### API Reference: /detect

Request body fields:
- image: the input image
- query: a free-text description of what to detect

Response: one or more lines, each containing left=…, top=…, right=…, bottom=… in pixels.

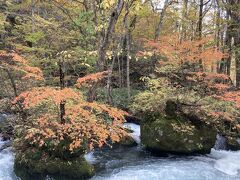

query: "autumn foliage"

left=137, top=34, right=225, bottom=72
left=76, top=71, right=108, bottom=88
left=14, top=76, right=128, bottom=154
left=134, top=34, right=240, bottom=136
left=0, top=50, right=43, bottom=80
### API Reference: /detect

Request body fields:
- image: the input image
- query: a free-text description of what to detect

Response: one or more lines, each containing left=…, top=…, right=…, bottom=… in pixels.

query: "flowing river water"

left=0, top=123, right=240, bottom=180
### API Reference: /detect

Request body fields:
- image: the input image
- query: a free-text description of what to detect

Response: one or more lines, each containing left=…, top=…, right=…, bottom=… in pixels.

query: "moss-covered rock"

left=14, top=148, right=94, bottom=179
left=141, top=113, right=217, bottom=154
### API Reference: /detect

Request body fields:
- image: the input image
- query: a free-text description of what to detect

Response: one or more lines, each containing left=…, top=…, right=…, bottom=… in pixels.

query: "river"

left=0, top=123, right=240, bottom=180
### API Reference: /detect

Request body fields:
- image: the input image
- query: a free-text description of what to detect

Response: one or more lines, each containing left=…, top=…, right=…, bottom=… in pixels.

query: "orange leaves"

left=24, top=111, right=126, bottom=152
left=0, top=51, right=43, bottom=81
left=13, top=87, right=82, bottom=109
left=145, top=35, right=225, bottom=68
left=208, top=111, right=234, bottom=122
left=76, top=71, right=108, bottom=88
left=16, top=85, right=128, bottom=152
left=186, top=72, right=231, bottom=94
left=81, top=102, right=128, bottom=122
left=216, top=91, right=240, bottom=108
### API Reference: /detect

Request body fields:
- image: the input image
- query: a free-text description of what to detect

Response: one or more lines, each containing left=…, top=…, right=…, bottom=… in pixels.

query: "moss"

left=141, top=114, right=217, bottom=154
left=14, top=149, right=94, bottom=179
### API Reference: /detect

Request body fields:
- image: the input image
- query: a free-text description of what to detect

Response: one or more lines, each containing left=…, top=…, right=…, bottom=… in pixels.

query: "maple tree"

left=0, top=50, right=43, bottom=100
left=14, top=72, right=128, bottom=156
left=0, top=50, right=43, bottom=80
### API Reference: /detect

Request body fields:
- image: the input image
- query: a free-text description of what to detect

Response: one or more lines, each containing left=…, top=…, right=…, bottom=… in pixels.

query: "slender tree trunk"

left=31, top=0, right=35, bottom=33
left=180, top=0, right=188, bottom=42
left=197, top=0, right=203, bottom=39
left=59, top=59, right=65, bottom=124
left=154, top=0, right=169, bottom=41
left=5, top=69, right=18, bottom=97
left=97, top=0, right=124, bottom=71
left=123, top=2, right=131, bottom=101
left=215, top=0, right=221, bottom=48
left=107, top=56, right=116, bottom=105
left=230, top=37, right=237, bottom=86
left=118, top=55, right=122, bottom=88
left=126, top=33, right=131, bottom=101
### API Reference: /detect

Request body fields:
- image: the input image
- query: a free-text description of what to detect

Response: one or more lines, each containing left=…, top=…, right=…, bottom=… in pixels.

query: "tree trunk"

left=215, top=0, right=221, bottom=48
left=126, top=33, right=131, bottom=101
left=180, top=0, right=188, bottom=42
left=154, top=0, right=169, bottom=41
left=59, top=59, right=66, bottom=124
left=31, top=0, right=35, bottom=33
left=197, top=0, right=203, bottom=39
left=97, top=0, right=124, bottom=71
left=5, top=69, right=18, bottom=97
left=229, top=0, right=240, bottom=86
left=107, top=55, right=117, bottom=105
left=123, top=1, right=131, bottom=101
left=225, top=0, right=240, bottom=85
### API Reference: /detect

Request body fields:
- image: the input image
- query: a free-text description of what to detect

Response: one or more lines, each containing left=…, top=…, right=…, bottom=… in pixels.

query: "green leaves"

left=24, top=31, right=45, bottom=45
left=73, top=11, right=95, bottom=36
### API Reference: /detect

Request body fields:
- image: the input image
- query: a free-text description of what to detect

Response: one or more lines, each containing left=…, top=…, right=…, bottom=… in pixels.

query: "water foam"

left=123, top=123, right=141, bottom=144
left=0, top=138, right=17, bottom=180
left=84, top=151, right=97, bottom=164
left=211, top=149, right=240, bottom=175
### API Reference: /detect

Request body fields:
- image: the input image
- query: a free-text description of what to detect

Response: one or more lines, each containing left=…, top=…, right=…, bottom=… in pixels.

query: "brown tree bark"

left=59, top=59, right=66, bottom=124
left=154, top=0, right=169, bottom=41
left=97, top=0, right=124, bottom=71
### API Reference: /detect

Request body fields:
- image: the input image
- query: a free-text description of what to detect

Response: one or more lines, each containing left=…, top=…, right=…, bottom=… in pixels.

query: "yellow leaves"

left=101, top=0, right=117, bottom=9
left=95, top=24, right=105, bottom=32
left=133, top=1, right=143, bottom=13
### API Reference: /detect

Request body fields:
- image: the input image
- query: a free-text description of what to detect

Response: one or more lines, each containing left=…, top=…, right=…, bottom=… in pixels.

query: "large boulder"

left=14, top=148, right=94, bottom=179
left=141, top=113, right=217, bottom=154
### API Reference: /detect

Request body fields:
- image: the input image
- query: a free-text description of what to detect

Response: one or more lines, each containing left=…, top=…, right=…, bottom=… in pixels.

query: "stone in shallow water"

left=141, top=113, right=217, bottom=154
left=14, top=149, right=94, bottom=179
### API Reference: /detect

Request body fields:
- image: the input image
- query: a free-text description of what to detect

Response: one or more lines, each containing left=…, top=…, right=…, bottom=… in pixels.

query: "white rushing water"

left=0, top=124, right=240, bottom=180
left=84, top=151, right=97, bottom=164
left=91, top=124, right=240, bottom=180
left=92, top=149, right=240, bottom=180
left=123, top=123, right=141, bottom=144
left=0, top=138, right=17, bottom=180
left=211, top=149, right=240, bottom=176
